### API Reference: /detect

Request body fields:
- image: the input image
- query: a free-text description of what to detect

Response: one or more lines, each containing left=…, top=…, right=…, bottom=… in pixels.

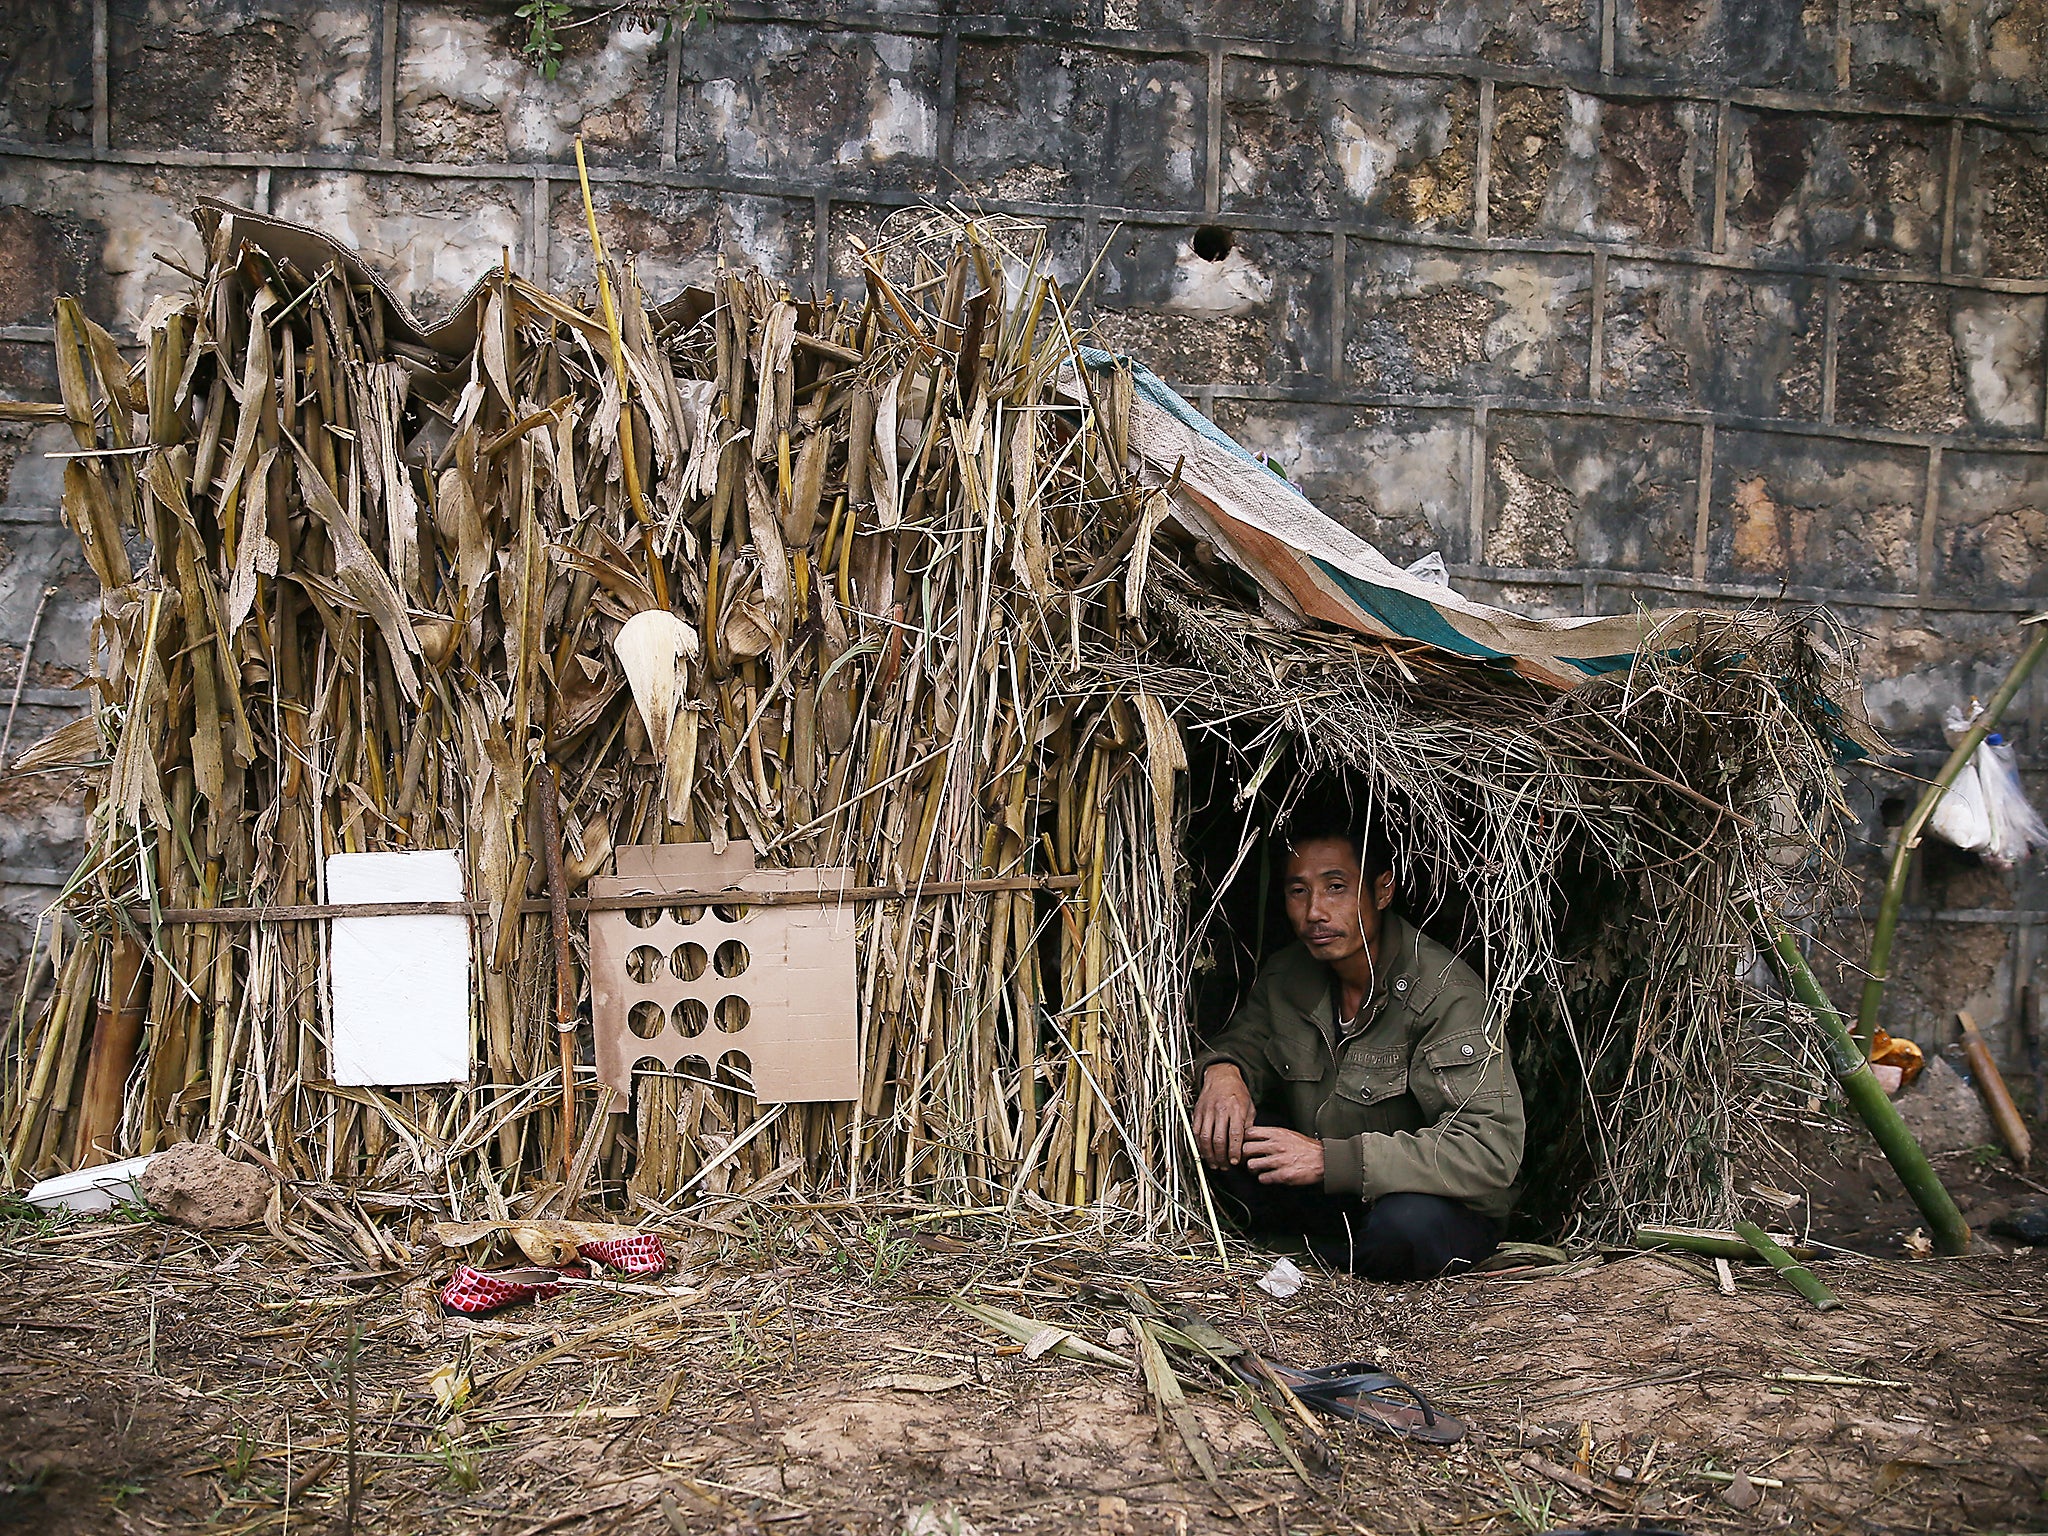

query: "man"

left=1191, top=818, right=1523, bottom=1281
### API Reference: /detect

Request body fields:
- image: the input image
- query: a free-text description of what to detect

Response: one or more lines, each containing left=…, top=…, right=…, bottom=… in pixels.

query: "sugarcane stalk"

left=1734, top=1220, right=1840, bottom=1310
left=537, top=765, right=577, bottom=1184
left=1761, top=913, right=1970, bottom=1255
left=1858, top=618, right=2048, bottom=1047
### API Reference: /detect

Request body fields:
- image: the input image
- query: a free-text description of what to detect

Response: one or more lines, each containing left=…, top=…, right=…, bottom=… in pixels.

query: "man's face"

left=1282, top=836, right=1394, bottom=966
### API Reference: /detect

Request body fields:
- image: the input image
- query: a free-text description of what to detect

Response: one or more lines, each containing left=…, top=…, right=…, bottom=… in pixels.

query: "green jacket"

left=1194, top=914, right=1524, bottom=1220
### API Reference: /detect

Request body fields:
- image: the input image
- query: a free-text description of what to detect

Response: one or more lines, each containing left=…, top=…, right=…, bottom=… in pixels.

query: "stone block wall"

left=2, top=0, right=2045, bottom=1083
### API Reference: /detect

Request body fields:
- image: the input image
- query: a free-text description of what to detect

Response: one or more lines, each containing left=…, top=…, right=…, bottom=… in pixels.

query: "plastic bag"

left=1928, top=702, right=2048, bottom=869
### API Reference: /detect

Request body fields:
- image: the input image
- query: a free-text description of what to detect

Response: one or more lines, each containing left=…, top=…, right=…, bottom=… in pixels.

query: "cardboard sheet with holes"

left=587, top=842, right=860, bottom=1104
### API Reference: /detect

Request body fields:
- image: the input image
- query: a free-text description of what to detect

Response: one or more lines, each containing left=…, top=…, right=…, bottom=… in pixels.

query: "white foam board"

left=327, top=850, right=471, bottom=1086
left=26, top=1154, right=157, bottom=1214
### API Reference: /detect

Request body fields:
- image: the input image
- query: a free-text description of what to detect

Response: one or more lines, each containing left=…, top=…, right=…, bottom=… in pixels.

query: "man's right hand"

left=1193, top=1062, right=1255, bottom=1168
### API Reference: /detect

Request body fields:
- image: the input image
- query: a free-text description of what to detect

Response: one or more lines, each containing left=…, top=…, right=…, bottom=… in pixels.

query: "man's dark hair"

left=1278, top=804, right=1394, bottom=884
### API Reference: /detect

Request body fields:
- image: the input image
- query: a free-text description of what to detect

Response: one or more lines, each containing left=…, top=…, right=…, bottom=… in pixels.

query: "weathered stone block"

left=1847, top=0, right=1975, bottom=103
left=270, top=171, right=524, bottom=319
left=1210, top=401, right=1472, bottom=563
left=0, top=0, right=92, bottom=145
left=1601, top=262, right=1822, bottom=416
left=399, top=3, right=662, bottom=165
left=1706, top=435, right=1925, bottom=591
left=1355, top=0, right=1599, bottom=70
left=0, top=206, right=96, bottom=327
left=1179, top=0, right=1344, bottom=42
left=1615, top=0, right=1835, bottom=92
left=1347, top=249, right=1591, bottom=398
left=1221, top=63, right=1475, bottom=230
left=0, top=160, right=232, bottom=336
left=1938, top=452, right=2048, bottom=597
left=1949, top=293, right=2045, bottom=437
left=1089, top=225, right=1334, bottom=384
left=952, top=41, right=1204, bottom=209
left=1591, top=98, right=1715, bottom=249
left=109, top=0, right=376, bottom=154
left=1484, top=91, right=1711, bottom=247
left=1488, top=86, right=1568, bottom=239
left=678, top=23, right=941, bottom=191
left=1854, top=606, right=2045, bottom=749
left=1488, top=413, right=1698, bottom=570
left=555, top=184, right=814, bottom=299
left=1956, top=127, right=2048, bottom=281
left=1835, top=282, right=1967, bottom=433
left=1725, top=111, right=1946, bottom=270
left=1975, top=0, right=2048, bottom=110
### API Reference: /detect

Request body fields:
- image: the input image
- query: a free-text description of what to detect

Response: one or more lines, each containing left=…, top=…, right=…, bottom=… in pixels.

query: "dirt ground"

left=3, top=1132, right=2044, bottom=1536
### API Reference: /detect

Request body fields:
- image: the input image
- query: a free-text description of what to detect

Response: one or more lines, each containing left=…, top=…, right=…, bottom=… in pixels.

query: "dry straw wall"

left=2, top=0, right=2045, bottom=1068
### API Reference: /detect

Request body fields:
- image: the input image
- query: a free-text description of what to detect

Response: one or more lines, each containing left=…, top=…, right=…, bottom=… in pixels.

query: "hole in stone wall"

left=1192, top=224, right=1234, bottom=262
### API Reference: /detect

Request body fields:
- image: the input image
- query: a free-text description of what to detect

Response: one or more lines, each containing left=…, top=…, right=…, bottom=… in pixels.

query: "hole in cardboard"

left=714, top=996, right=750, bottom=1033
left=678, top=1053, right=711, bottom=1079
left=713, top=939, right=750, bottom=978
left=628, top=1000, right=667, bottom=1039
left=712, top=903, right=750, bottom=923
left=669, top=942, right=708, bottom=981
left=672, top=999, right=710, bottom=1037
left=668, top=904, right=705, bottom=925
left=625, top=907, right=661, bottom=928
left=626, top=945, right=663, bottom=983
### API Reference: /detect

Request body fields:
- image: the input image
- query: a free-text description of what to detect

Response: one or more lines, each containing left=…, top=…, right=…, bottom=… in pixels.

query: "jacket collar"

left=1319, top=911, right=1420, bottom=1041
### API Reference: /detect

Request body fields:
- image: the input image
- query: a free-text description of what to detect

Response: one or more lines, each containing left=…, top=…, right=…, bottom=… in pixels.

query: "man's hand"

left=1244, top=1125, right=1325, bottom=1187
left=1193, top=1063, right=1255, bottom=1168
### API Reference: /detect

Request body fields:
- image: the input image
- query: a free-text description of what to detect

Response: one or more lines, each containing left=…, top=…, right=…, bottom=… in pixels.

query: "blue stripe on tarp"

left=1310, top=559, right=1508, bottom=660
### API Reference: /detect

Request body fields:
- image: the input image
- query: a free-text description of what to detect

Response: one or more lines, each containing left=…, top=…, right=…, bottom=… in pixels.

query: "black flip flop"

left=1235, top=1358, right=1467, bottom=1445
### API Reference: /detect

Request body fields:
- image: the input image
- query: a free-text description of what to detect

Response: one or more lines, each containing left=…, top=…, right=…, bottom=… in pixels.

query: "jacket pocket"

left=1263, top=1029, right=1325, bottom=1083
left=1420, top=1031, right=1497, bottom=1095
left=1333, top=1048, right=1409, bottom=1106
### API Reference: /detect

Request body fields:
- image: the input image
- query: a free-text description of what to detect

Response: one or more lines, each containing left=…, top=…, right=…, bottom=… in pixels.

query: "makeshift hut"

left=2, top=200, right=1875, bottom=1251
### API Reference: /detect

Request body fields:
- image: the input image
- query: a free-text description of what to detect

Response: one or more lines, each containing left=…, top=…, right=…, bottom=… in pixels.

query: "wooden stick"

left=1957, top=1010, right=2032, bottom=1169
left=115, top=873, right=1085, bottom=924
left=1734, top=1220, right=1840, bottom=1311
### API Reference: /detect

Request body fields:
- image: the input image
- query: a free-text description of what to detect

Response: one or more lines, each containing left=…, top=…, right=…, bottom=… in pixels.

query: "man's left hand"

left=1243, top=1125, right=1324, bottom=1187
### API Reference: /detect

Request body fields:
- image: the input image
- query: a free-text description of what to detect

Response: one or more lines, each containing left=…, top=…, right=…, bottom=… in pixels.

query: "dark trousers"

left=1209, top=1163, right=1498, bottom=1282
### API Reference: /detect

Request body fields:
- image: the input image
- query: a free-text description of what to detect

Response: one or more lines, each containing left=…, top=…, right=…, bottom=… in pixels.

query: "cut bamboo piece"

left=1734, top=1220, right=1841, bottom=1310
left=1957, top=1010, right=2031, bottom=1169
left=74, top=935, right=149, bottom=1168
left=1633, top=1224, right=1813, bottom=1261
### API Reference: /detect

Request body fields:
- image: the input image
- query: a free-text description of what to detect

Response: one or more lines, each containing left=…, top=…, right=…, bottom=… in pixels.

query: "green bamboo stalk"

left=1734, top=1220, right=1840, bottom=1310
left=1857, top=619, right=2048, bottom=1047
left=1761, top=914, right=1971, bottom=1256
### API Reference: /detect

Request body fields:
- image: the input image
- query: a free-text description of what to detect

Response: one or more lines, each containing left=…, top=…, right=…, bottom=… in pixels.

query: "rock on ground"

left=1894, top=1055, right=1996, bottom=1155
left=137, top=1142, right=273, bottom=1230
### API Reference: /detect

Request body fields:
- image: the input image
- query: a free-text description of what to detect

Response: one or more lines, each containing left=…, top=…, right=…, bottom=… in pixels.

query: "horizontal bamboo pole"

left=1634, top=1223, right=1811, bottom=1261
left=114, top=873, right=1085, bottom=925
